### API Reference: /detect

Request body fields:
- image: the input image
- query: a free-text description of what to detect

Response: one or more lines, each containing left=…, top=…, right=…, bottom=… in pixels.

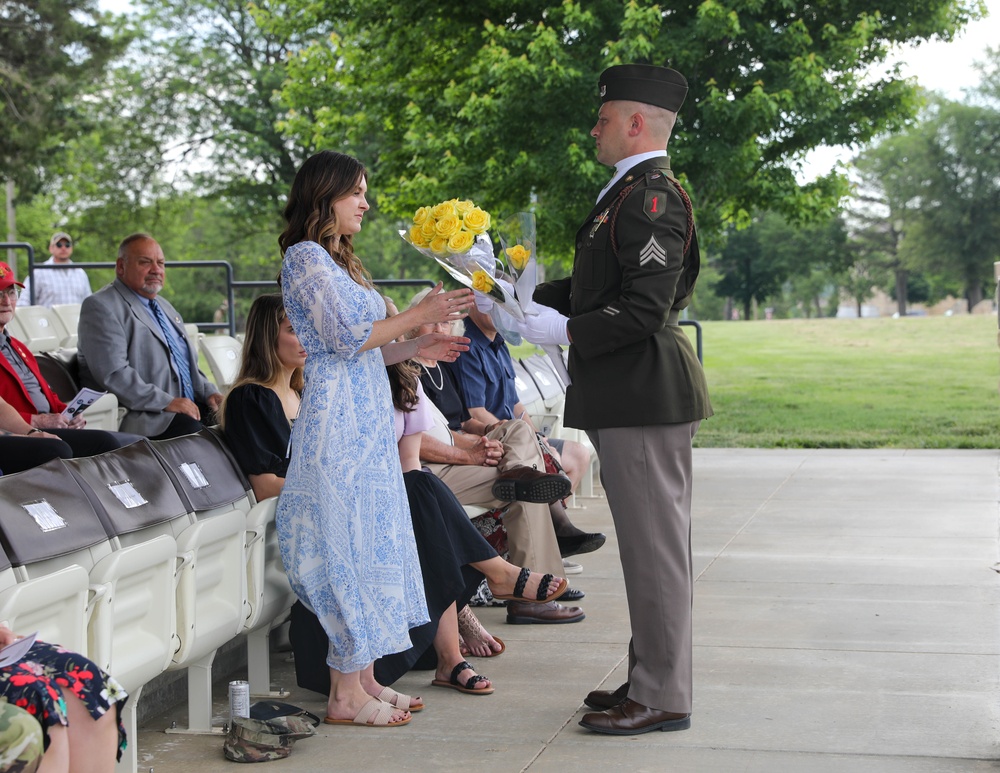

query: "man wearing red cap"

left=501, top=64, right=713, bottom=734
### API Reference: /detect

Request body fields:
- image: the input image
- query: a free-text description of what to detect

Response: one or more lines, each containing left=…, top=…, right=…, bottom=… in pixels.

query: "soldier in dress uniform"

left=504, top=63, right=713, bottom=735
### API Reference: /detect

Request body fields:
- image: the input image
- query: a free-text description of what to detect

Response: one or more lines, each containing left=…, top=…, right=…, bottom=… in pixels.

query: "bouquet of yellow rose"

left=496, top=212, right=538, bottom=311
left=400, top=198, right=523, bottom=320
left=495, top=211, right=571, bottom=384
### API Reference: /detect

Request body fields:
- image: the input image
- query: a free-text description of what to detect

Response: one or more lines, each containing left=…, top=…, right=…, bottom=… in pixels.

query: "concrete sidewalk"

left=136, top=449, right=1000, bottom=772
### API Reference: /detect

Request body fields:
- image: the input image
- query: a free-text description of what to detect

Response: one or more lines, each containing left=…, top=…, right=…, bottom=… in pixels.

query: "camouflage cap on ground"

left=223, top=716, right=316, bottom=763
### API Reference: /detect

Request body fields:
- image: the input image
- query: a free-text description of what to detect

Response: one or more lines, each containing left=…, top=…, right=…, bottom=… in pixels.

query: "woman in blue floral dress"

left=276, top=151, right=473, bottom=728
left=0, top=623, right=127, bottom=771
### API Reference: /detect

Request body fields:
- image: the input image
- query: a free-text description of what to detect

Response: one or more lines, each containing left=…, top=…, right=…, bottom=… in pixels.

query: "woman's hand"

left=413, top=282, right=474, bottom=326
left=31, top=412, right=73, bottom=430
left=415, top=333, right=470, bottom=364
left=0, top=623, right=18, bottom=648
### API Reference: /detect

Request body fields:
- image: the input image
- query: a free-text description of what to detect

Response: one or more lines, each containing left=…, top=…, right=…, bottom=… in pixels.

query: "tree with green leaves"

left=711, top=211, right=851, bottom=320
left=849, top=130, right=922, bottom=316
left=852, top=49, right=1000, bottom=312
left=264, top=0, right=981, bottom=268
left=900, top=97, right=1000, bottom=309
left=1, top=0, right=124, bottom=191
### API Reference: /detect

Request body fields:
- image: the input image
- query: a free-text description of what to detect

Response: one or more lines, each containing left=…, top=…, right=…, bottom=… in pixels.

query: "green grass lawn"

left=514, top=314, right=1000, bottom=448
left=696, top=314, right=1000, bottom=448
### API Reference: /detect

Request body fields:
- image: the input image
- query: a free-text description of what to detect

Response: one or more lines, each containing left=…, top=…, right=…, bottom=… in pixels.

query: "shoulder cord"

left=610, top=177, right=695, bottom=258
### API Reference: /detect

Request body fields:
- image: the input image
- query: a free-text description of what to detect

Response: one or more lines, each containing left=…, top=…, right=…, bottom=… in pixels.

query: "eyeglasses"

left=0, top=287, right=19, bottom=300
left=55, top=241, right=72, bottom=248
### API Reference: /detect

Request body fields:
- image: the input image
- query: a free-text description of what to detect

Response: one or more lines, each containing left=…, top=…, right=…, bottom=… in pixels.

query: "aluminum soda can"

left=229, top=680, right=250, bottom=720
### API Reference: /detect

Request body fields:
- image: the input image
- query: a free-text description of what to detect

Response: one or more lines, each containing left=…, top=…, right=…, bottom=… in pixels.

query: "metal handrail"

left=9, top=243, right=706, bottom=360
left=680, top=320, right=703, bottom=363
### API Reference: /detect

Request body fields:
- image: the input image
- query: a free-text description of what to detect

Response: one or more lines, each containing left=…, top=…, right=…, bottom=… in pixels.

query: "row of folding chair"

left=6, top=303, right=82, bottom=351
left=0, top=429, right=296, bottom=772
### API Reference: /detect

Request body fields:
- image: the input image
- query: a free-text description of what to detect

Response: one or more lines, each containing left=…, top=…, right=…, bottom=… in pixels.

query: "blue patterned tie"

left=149, top=298, right=195, bottom=400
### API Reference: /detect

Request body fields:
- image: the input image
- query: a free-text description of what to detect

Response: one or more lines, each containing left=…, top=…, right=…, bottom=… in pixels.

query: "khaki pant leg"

left=589, top=422, right=698, bottom=714
left=426, top=428, right=564, bottom=577
left=489, top=419, right=546, bottom=473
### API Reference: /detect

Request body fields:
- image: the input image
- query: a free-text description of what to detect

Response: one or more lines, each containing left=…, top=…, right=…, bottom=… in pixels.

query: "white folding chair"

left=51, top=303, right=82, bottom=347
left=242, top=496, right=296, bottom=697
left=521, top=354, right=566, bottom=438
left=66, top=438, right=246, bottom=735
left=0, top=458, right=177, bottom=773
left=10, top=306, right=68, bottom=353
left=199, top=335, right=243, bottom=391
left=512, top=359, right=559, bottom=437
left=0, top=544, right=90, bottom=656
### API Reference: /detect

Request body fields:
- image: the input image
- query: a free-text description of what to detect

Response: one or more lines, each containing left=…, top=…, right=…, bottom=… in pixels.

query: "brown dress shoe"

left=491, top=465, right=572, bottom=504
left=505, top=600, right=585, bottom=624
left=579, top=698, right=691, bottom=735
left=583, top=682, right=629, bottom=710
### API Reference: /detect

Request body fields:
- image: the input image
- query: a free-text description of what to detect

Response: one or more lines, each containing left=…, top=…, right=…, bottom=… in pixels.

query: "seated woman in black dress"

left=221, top=295, right=568, bottom=704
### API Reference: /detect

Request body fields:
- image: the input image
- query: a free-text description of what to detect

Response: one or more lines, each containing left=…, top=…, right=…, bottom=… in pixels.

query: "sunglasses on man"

left=55, top=240, right=72, bottom=248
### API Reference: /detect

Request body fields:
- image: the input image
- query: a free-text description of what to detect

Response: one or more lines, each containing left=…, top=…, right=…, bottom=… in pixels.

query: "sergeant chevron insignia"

left=639, top=236, right=666, bottom=266
left=602, top=306, right=620, bottom=316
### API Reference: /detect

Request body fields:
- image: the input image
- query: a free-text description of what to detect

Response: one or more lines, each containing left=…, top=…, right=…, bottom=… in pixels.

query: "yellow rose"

left=431, top=201, right=457, bottom=220
left=454, top=199, right=475, bottom=215
left=429, top=236, right=450, bottom=255
left=434, top=214, right=462, bottom=239
left=420, top=218, right=437, bottom=239
left=409, top=225, right=428, bottom=247
left=446, top=230, right=475, bottom=254
left=413, top=206, right=432, bottom=226
left=463, top=207, right=491, bottom=234
left=505, top=244, right=531, bottom=271
left=471, top=269, right=495, bottom=294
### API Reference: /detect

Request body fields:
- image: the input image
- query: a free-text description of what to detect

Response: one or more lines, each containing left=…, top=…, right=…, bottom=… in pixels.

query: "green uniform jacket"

left=534, top=156, right=712, bottom=430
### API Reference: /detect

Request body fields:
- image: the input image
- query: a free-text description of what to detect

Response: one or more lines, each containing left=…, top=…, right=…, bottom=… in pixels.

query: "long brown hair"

left=386, top=360, right=421, bottom=413
left=219, top=294, right=304, bottom=428
left=278, top=150, right=372, bottom=287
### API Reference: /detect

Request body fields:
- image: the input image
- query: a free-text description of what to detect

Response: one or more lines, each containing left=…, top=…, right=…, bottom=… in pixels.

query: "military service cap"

left=599, top=64, right=688, bottom=112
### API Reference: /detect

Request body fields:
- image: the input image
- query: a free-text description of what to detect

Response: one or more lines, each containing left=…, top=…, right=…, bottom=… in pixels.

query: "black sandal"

left=489, top=567, right=568, bottom=603
left=431, top=661, right=495, bottom=695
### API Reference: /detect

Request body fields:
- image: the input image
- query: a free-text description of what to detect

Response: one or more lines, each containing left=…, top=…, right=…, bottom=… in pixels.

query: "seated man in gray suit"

left=78, top=233, right=222, bottom=439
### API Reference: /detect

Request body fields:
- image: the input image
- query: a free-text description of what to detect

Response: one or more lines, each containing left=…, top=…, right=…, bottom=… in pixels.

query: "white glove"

left=474, top=291, right=494, bottom=312
left=473, top=276, right=515, bottom=313
left=520, top=302, right=570, bottom=346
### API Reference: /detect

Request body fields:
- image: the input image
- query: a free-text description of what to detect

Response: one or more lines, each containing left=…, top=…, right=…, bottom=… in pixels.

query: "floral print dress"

left=0, top=641, right=128, bottom=759
left=277, top=241, right=428, bottom=673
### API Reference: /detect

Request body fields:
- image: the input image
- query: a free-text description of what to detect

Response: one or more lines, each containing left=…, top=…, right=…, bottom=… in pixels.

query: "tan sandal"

left=323, top=698, right=411, bottom=727
left=377, top=686, right=424, bottom=712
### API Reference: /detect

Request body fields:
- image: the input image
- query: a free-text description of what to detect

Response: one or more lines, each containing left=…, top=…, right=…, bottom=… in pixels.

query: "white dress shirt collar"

left=597, top=150, right=668, bottom=204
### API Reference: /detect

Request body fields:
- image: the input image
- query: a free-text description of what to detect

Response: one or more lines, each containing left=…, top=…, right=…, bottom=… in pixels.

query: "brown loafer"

left=491, top=466, right=572, bottom=504
left=505, top=600, right=585, bottom=624
left=583, top=682, right=629, bottom=710
left=579, top=698, right=690, bottom=735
